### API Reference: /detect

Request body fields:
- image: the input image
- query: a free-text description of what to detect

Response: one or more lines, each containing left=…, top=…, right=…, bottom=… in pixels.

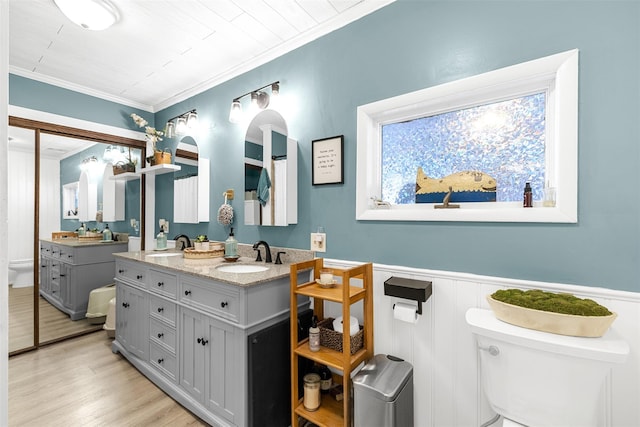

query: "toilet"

left=466, top=308, right=629, bottom=427
left=8, top=258, right=34, bottom=288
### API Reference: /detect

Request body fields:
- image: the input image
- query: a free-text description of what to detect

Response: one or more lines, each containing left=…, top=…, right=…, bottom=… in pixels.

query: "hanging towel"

left=174, top=175, right=198, bottom=223
left=257, top=167, right=271, bottom=206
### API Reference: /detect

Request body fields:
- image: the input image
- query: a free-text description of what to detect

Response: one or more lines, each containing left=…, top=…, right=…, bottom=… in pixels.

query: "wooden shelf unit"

left=290, top=258, right=373, bottom=427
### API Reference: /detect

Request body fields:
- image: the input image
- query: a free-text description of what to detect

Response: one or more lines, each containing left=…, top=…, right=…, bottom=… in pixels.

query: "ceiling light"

left=164, top=109, right=197, bottom=137
left=54, top=0, right=120, bottom=31
left=229, top=100, right=242, bottom=124
left=228, top=81, right=280, bottom=123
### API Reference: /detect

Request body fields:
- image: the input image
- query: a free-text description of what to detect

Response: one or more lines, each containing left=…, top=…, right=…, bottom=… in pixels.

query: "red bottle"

left=523, top=182, right=533, bottom=208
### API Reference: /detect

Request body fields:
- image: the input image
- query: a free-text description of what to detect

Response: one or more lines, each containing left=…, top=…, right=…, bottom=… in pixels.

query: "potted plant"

left=487, top=289, right=617, bottom=337
left=130, top=113, right=164, bottom=166
left=194, top=234, right=209, bottom=251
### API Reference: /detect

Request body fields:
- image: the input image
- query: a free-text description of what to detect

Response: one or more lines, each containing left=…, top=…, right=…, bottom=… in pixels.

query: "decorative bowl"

left=487, top=295, right=617, bottom=337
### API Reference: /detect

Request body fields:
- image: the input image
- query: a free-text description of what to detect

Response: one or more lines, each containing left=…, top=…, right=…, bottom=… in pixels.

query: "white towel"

left=174, top=175, right=198, bottom=223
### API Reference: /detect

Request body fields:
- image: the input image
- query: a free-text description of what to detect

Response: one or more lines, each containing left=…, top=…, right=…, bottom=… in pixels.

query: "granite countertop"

left=41, top=238, right=129, bottom=248
left=114, top=244, right=314, bottom=287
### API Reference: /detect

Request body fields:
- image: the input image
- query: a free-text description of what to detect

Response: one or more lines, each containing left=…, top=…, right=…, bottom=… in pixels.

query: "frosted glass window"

left=381, top=92, right=546, bottom=204
left=355, top=49, right=578, bottom=222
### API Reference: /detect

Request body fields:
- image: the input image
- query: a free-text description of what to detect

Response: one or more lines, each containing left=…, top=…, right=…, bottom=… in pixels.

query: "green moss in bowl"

left=491, top=289, right=612, bottom=317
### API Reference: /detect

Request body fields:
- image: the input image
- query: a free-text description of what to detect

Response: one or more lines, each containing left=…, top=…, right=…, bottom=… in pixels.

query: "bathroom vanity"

left=39, top=238, right=128, bottom=320
left=111, top=247, right=313, bottom=427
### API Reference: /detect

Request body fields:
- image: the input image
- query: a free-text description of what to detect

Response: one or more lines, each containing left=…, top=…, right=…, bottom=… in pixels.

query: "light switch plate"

left=310, top=232, right=326, bottom=252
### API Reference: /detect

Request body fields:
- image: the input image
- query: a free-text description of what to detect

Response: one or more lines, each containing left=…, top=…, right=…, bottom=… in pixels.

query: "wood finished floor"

left=9, top=331, right=207, bottom=426
left=9, top=285, right=103, bottom=353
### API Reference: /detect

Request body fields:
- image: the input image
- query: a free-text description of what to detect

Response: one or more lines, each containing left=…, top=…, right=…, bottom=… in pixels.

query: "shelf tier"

left=139, top=164, right=181, bottom=175
left=109, top=172, right=140, bottom=181
left=295, top=340, right=369, bottom=372
left=294, top=394, right=344, bottom=427
left=295, top=282, right=366, bottom=305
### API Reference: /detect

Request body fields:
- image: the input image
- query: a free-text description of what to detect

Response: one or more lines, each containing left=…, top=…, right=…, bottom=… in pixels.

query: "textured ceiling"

left=9, top=0, right=394, bottom=112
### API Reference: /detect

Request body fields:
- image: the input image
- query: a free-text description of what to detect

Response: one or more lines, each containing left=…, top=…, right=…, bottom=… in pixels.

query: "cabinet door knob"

left=122, top=302, right=130, bottom=308
left=59, top=274, right=66, bottom=277
left=201, top=339, right=208, bottom=346
left=157, top=358, right=164, bottom=364
left=118, top=269, right=125, bottom=274
left=220, top=301, right=228, bottom=308
left=136, top=275, right=143, bottom=280
left=157, top=307, right=164, bottom=313
left=157, top=281, right=164, bottom=287
left=157, top=333, right=164, bottom=339
left=184, top=290, right=191, bottom=296
left=68, top=255, right=73, bottom=258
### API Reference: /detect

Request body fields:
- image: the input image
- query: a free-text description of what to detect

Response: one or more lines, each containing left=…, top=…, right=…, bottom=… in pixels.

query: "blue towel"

left=257, top=167, right=271, bottom=206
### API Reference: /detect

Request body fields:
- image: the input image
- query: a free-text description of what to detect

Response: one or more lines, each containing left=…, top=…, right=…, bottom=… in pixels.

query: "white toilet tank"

left=466, top=308, right=629, bottom=427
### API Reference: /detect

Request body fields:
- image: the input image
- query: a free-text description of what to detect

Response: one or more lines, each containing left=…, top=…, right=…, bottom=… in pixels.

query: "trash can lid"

left=353, top=354, right=413, bottom=402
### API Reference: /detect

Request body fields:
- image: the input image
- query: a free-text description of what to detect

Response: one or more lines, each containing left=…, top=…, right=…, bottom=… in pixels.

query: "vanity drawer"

left=149, top=294, right=177, bottom=326
left=50, top=244, right=62, bottom=259
left=148, top=269, right=178, bottom=299
left=40, top=242, right=53, bottom=257
left=57, top=248, right=75, bottom=264
left=149, top=342, right=177, bottom=382
left=115, top=260, right=146, bottom=288
left=149, top=317, right=177, bottom=352
left=180, top=278, right=239, bottom=322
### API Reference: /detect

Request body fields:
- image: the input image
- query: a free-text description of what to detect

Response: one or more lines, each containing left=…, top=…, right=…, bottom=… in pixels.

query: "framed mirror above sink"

left=244, top=110, right=297, bottom=226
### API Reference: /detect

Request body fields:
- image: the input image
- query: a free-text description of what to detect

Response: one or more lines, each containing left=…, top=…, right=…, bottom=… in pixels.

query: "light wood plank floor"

left=9, top=286, right=102, bottom=353
left=9, top=331, right=207, bottom=426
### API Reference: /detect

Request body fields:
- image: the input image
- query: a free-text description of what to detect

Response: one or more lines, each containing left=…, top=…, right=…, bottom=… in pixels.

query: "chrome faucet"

left=252, top=240, right=272, bottom=263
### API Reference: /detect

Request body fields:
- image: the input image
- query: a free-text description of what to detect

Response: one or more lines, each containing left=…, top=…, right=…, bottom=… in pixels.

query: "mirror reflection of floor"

left=9, top=286, right=102, bottom=353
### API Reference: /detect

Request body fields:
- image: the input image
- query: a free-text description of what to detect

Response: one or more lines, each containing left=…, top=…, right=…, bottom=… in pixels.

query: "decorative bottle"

left=102, top=224, right=112, bottom=241
left=224, top=228, right=238, bottom=257
left=309, top=316, right=320, bottom=352
left=523, top=182, right=533, bottom=208
left=78, top=222, right=86, bottom=236
left=156, top=230, right=167, bottom=250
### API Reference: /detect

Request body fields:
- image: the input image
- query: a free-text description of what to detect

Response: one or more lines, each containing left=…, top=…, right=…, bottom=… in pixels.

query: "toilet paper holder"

left=384, top=276, right=432, bottom=315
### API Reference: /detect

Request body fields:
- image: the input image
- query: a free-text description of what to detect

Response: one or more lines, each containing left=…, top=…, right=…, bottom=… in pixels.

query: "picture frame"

left=312, top=135, right=344, bottom=185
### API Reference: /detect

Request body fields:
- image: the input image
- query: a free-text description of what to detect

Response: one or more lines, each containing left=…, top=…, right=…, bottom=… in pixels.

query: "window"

left=356, top=49, right=578, bottom=222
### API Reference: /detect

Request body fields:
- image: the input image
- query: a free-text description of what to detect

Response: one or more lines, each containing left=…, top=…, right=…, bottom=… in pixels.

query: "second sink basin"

left=216, top=264, right=270, bottom=273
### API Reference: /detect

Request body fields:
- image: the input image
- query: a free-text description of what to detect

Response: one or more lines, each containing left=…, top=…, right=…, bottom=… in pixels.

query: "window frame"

left=356, top=49, right=578, bottom=223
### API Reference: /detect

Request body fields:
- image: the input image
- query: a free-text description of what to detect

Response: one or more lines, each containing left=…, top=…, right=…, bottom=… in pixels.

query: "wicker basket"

left=318, top=317, right=364, bottom=354
left=113, top=162, right=136, bottom=175
left=183, top=247, right=224, bottom=259
left=154, top=149, right=172, bottom=165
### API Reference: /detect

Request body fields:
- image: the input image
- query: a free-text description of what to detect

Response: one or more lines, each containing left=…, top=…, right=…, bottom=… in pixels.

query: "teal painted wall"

left=10, top=1, right=640, bottom=292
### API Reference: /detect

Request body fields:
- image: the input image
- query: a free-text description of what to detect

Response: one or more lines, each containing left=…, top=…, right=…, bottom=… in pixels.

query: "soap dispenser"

left=225, top=228, right=238, bottom=257
left=102, top=224, right=113, bottom=242
left=78, top=222, right=86, bottom=237
left=156, top=229, right=167, bottom=250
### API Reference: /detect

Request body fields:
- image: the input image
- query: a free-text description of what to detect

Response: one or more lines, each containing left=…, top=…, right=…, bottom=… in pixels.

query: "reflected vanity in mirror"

left=173, top=136, right=209, bottom=224
left=243, top=110, right=297, bottom=226
left=8, top=118, right=145, bottom=355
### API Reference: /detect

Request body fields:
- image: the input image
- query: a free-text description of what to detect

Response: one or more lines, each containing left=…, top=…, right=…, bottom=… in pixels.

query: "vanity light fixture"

left=54, top=0, right=120, bottom=31
left=80, top=155, right=99, bottom=171
left=228, top=81, right=280, bottom=124
left=164, top=109, right=198, bottom=138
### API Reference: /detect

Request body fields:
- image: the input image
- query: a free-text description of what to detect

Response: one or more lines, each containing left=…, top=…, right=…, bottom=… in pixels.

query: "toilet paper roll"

left=393, top=302, right=418, bottom=323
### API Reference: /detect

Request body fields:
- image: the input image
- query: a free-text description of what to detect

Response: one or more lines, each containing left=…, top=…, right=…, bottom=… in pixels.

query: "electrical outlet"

left=310, top=232, right=326, bottom=252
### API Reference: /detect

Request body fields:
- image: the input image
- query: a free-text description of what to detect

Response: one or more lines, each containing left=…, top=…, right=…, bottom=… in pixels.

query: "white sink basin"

left=216, top=264, right=270, bottom=273
left=145, top=252, right=183, bottom=257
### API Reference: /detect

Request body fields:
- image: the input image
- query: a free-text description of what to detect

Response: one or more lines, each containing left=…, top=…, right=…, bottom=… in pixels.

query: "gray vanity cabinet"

left=39, top=239, right=127, bottom=320
left=112, top=255, right=310, bottom=427
left=115, top=281, right=148, bottom=360
left=180, top=307, right=236, bottom=423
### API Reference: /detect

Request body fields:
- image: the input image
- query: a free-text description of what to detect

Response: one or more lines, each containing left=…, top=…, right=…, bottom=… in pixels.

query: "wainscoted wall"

left=7, top=147, right=59, bottom=267
left=324, top=259, right=640, bottom=427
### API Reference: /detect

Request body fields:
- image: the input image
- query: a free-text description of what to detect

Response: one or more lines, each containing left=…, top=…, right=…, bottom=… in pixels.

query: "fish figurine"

left=415, top=168, right=497, bottom=203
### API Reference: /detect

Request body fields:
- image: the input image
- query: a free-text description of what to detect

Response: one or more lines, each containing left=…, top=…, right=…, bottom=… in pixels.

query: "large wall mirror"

left=243, top=110, right=297, bottom=226
left=8, top=116, right=145, bottom=355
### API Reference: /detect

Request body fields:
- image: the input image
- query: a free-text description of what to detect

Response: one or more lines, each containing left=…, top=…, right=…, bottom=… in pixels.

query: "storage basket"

left=318, top=317, right=364, bottom=354
left=154, top=148, right=172, bottom=165
left=113, top=161, right=136, bottom=175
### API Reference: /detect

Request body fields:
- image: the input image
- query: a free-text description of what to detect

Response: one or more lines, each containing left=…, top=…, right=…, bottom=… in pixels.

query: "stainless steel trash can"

left=353, top=354, right=413, bottom=427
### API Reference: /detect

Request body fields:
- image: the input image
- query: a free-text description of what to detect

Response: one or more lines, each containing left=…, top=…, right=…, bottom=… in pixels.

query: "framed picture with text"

left=312, top=135, right=344, bottom=185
